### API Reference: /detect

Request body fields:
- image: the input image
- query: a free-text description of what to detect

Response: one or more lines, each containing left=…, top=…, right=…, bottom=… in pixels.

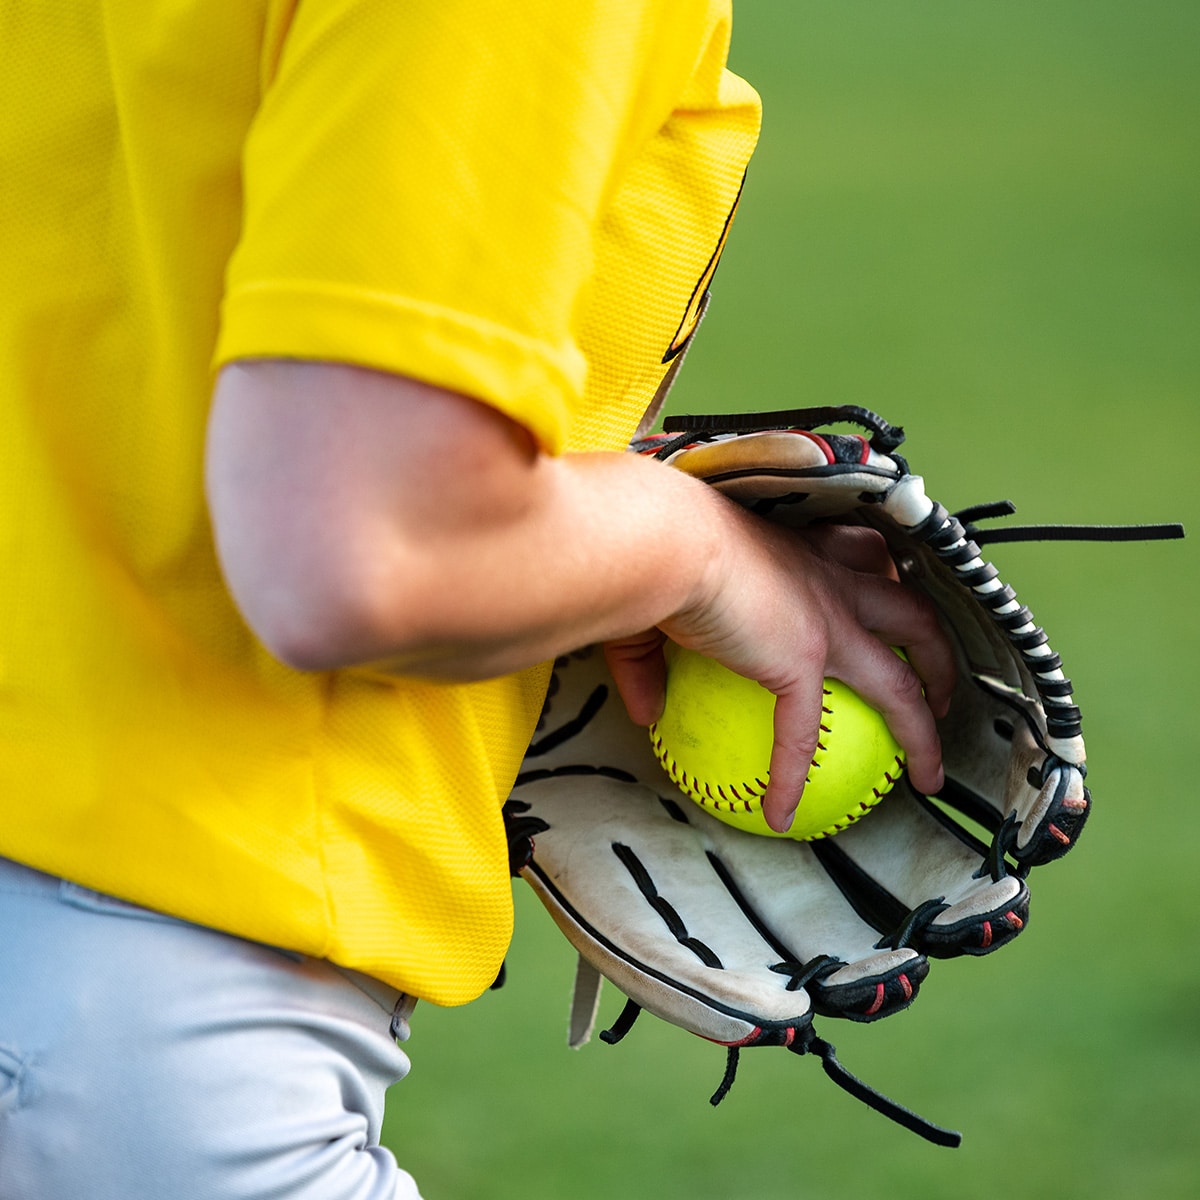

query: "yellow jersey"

left=0, top=0, right=760, bottom=1004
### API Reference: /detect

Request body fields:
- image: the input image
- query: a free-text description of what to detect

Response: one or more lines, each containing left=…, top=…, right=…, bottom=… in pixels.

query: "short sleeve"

left=215, top=0, right=725, bottom=451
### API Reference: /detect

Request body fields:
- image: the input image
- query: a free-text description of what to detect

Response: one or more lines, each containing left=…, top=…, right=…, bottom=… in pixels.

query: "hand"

left=208, top=359, right=953, bottom=800
left=604, top=517, right=956, bottom=834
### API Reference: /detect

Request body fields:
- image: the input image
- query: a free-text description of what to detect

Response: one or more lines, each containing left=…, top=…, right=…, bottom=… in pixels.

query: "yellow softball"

left=648, top=643, right=905, bottom=841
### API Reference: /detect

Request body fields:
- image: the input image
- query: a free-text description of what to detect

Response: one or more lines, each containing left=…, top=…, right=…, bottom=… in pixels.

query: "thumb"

left=603, top=631, right=668, bottom=727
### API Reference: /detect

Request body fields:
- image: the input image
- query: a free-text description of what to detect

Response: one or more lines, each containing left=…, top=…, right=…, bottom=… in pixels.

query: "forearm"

left=286, top=448, right=735, bottom=681
left=206, top=360, right=953, bottom=831
left=205, top=361, right=729, bottom=679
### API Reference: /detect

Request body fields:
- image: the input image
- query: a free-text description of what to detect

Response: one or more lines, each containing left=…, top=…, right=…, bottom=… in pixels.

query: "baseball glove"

left=503, top=406, right=1181, bottom=1146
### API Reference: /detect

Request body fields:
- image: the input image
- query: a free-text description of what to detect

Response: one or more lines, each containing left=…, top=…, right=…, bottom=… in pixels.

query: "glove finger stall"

left=810, top=778, right=1031, bottom=959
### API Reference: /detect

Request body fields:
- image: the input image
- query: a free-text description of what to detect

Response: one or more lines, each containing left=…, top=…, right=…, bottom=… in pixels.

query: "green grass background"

left=382, top=3, right=1199, bottom=1195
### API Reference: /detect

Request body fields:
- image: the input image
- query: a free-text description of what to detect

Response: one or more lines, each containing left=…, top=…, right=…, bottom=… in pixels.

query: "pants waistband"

left=0, top=853, right=416, bottom=1035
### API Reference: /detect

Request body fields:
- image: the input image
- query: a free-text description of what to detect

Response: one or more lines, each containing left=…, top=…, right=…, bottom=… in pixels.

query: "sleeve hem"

left=214, top=280, right=585, bottom=453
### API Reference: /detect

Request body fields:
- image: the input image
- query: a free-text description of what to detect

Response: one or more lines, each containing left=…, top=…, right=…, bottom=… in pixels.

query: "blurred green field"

left=382, top=3, right=1199, bottom=1196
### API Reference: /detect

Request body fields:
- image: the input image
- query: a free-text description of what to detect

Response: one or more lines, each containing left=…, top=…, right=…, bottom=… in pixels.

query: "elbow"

left=217, top=539, right=429, bottom=674
left=247, top=595, right=364, bottom=674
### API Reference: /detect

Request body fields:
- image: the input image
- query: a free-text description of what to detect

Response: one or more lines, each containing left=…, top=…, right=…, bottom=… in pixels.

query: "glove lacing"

left=597, top=996, right=962, bottom=1148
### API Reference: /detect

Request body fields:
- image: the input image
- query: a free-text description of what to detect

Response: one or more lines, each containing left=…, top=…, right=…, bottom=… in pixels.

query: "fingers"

left=755, top=542, right=953, bottom=810
left=846, top=571, right=958, bottom=721
left=819, top=566, right=952, bottom=797
left=802, top=524, right=900, bottom=581
left=826, top=635, right=945, bottom=798
left=800, top=526, right=956, bottom=719
left=763, top=593, right=948, bottom=833
left=762, top=681, right=826, bottom=833
left=646, top=514, right=956, bottom=821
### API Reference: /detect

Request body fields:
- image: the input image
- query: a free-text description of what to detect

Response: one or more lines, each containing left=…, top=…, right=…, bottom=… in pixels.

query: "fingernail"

left=779, top=805, right=797, bottom=832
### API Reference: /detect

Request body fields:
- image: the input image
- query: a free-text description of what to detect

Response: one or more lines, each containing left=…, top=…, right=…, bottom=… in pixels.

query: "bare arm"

left=205, top=360, right=953, bottom=830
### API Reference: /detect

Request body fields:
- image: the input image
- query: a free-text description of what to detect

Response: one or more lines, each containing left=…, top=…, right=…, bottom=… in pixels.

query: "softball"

left=648, top=643, right=905, bottom=841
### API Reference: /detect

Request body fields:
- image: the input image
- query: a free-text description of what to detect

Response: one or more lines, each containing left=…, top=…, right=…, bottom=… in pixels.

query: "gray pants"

left=0, top=855, right=423, bottom=1199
